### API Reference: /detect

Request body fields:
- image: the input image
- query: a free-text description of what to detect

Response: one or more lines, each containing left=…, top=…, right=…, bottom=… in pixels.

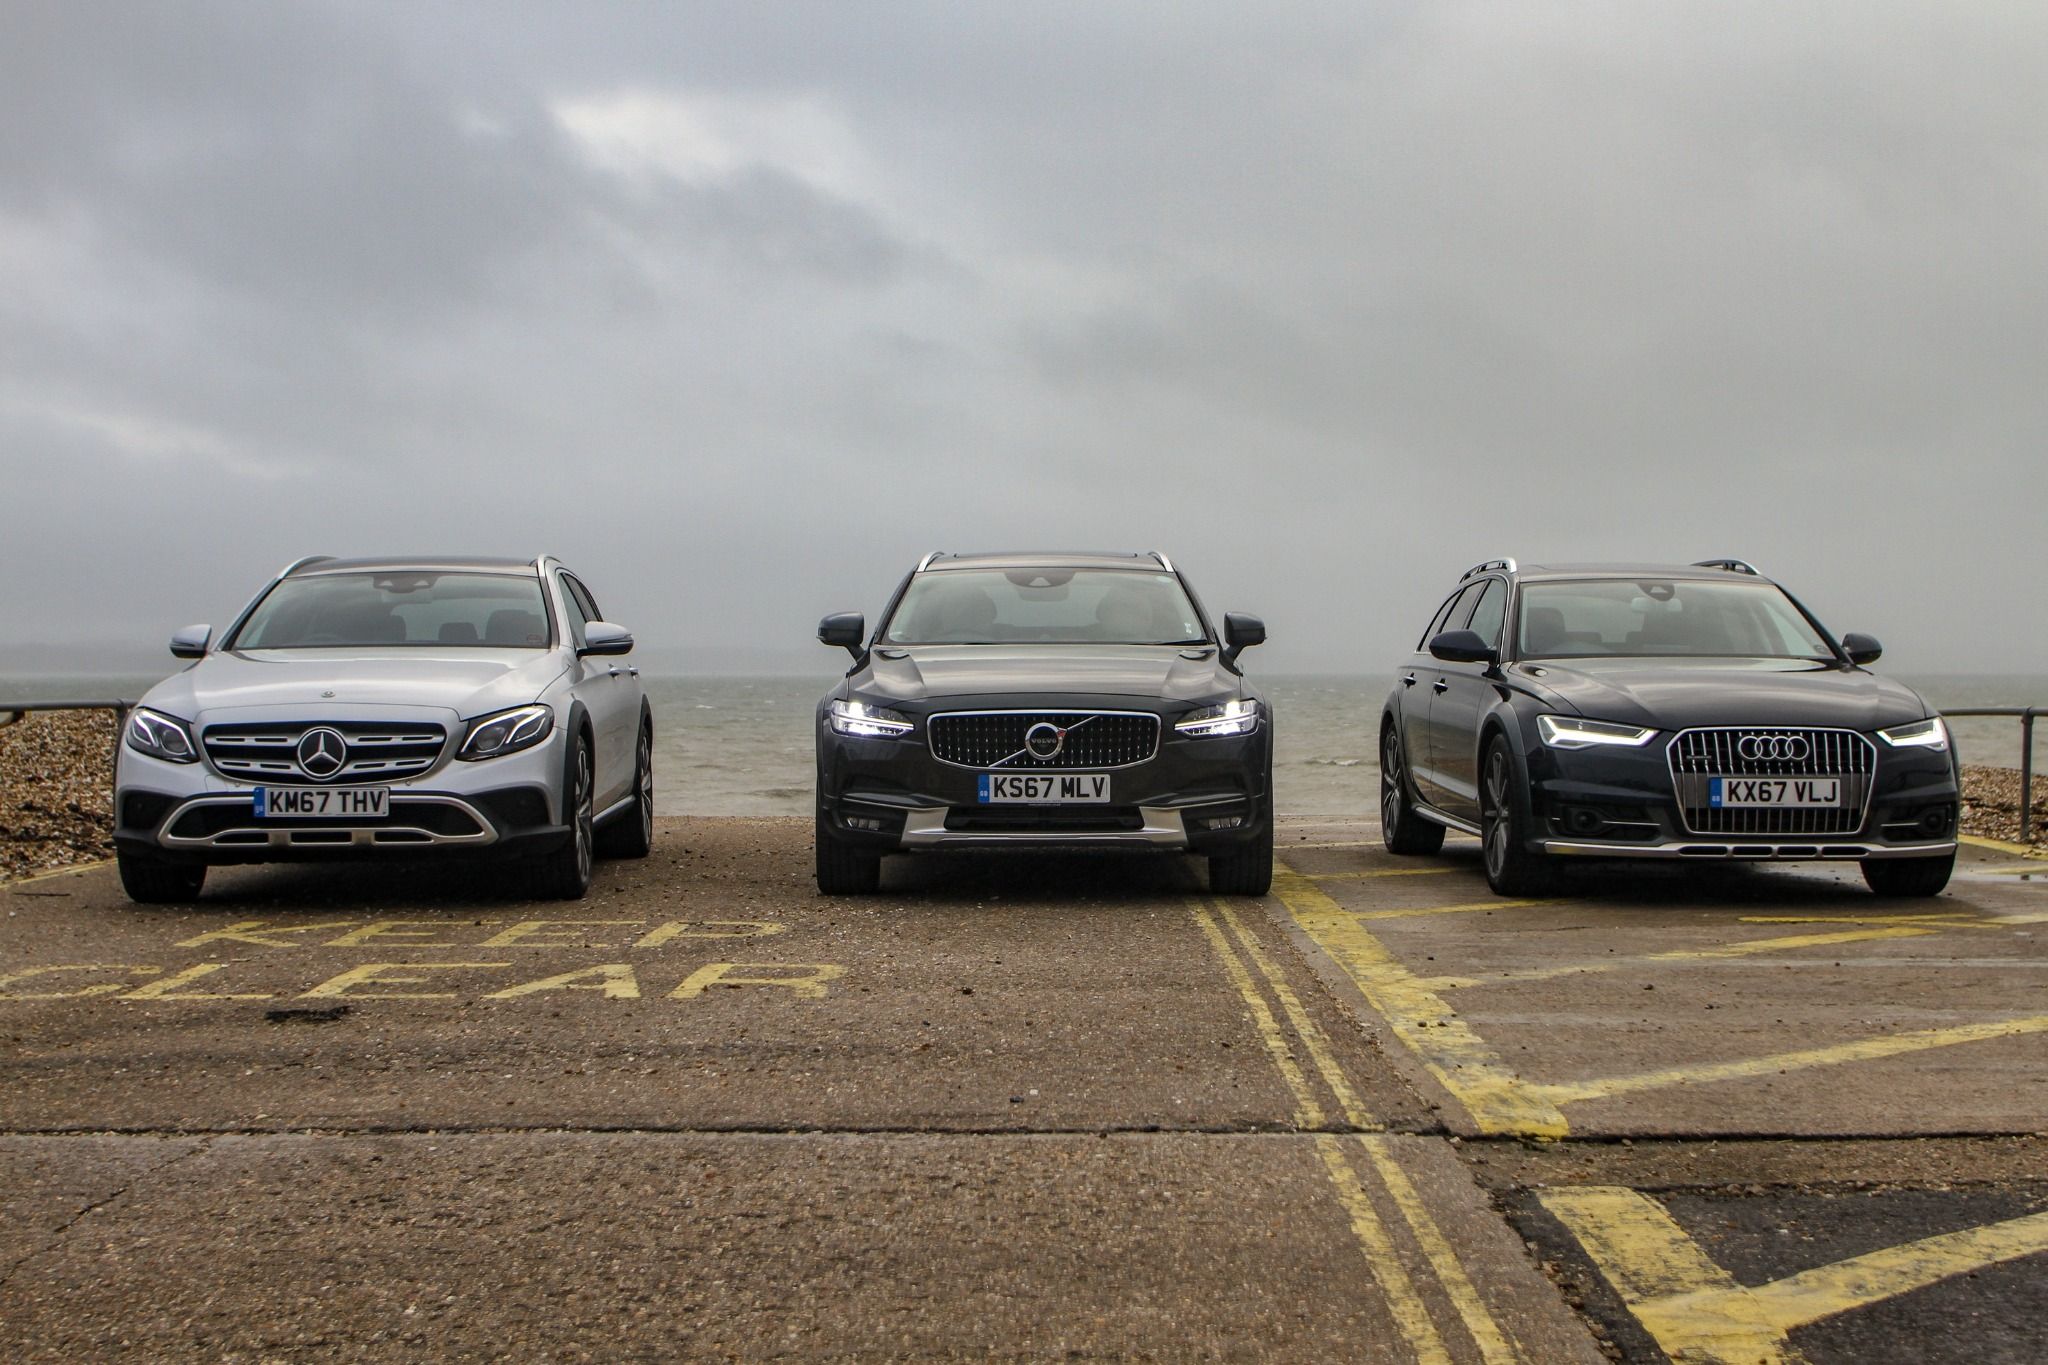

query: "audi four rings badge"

left=1738, top=734, right=1811, bottom=762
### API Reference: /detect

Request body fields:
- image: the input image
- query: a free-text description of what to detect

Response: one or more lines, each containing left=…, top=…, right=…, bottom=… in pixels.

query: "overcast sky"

left=5, top=1, right=2045, bottom=678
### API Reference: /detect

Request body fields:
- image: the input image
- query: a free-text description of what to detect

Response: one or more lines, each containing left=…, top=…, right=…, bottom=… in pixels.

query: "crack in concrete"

left=0, top=1134, right=212, bottom=1290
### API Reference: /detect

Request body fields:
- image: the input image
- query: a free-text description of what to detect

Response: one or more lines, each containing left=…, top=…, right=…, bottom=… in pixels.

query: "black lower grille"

left=944, top=806, right=1146, bottom=833
left=929, top=711, right=1159, bottom=769
left=1668, top=727, right=1875, bottom=836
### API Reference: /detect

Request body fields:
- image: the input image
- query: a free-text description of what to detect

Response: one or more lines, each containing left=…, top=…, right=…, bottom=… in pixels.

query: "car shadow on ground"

left=1424, top=841, right=1928, bottom=911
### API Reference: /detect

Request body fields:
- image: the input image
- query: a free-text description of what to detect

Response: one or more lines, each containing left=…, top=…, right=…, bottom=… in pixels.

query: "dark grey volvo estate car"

left=1380, top=559, right=1959, bottom=898
left=814, top=551, right=1271, bottom=895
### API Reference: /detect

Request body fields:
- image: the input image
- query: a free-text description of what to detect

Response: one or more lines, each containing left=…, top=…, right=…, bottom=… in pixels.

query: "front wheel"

left=1479, top=737, right=1555, bottom=897
left=815, top=809, right=882, bottom=895
left=1209, top=822, right=1274, bottom=896
left=537, top=732, right=595, bottom=900
left=1861, top=853, right=1954, bottom=898
left=117, top=851, right=205, bottom=904
left=1381, top=727, right=1446, bottom=855
left=596, top=716, right=654, bottom=859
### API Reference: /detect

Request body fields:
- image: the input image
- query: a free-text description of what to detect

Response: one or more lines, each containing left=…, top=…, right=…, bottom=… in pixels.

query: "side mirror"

left=578, top=621, right=635, bottom=657
left=1840, top=632, right=1882, bottom=666
left=1428, top=629, right=1497, bottom=666
left=169, top=624, right=212, bottom=659
left=819, top=612, right=866, bottom=661
left=1221, top=612, right=1266, bottom=666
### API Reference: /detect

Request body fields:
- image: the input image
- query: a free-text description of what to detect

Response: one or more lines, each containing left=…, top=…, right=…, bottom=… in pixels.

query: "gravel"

left=0, top=709, right=118, bottom=882
left=3, top=715, right=2042, bottom=883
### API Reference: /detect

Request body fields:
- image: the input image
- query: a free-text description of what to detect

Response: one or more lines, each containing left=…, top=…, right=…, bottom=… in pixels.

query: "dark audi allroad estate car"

left=1380, top=559, right=1960, bottom=898
left=814, top=551, right=1272, bottom=895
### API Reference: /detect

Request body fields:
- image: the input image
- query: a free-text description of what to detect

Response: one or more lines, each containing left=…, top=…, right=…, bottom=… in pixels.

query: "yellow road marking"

left=1543, top=1186, right=2048, bottom=1364
left=1532, top=1015, right=2048, bottom=1107
left=2, top=858, right=112, bottom=889
left=1272, top=865, right=1567, bottom=1138
left=1349, top=899, right=1553, bottom=923
left=1308, top=867, right=1462, bottom=881
left=1357, top=1136, right=1521, bottom=1365
left=1960, top=833, right=2046, bottom=859
left=1414, top=926, right=1939, bottom=991
left=1209, top=897, right=1377, bottom=1129
left=1314, top=1136, right=1452, bottom=1364
left=1190, top=897, right=1520, bottom=1361
left=1188, top=900, right=1325, bottom=1128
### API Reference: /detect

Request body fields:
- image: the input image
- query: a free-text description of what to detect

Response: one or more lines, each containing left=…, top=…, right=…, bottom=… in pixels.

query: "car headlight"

left=1176, top=698, right=1262, bottom=738
left=125, top=708, right=198, bottom=763
left=1537, top=715, right=1657, bottom=750
left=458, top=704, right=555, bottom=760
left=1877, top=717, right=1949, bottom=752
left=828, top=699, right=915, bottom=738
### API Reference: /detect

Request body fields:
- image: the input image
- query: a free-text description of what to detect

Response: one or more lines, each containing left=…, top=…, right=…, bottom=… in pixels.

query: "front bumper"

left=114, top=722, right=571, bottom=865
left=1516, top=727, right=1961, bottom=861
left=817, top=696, right=1271, bottom=855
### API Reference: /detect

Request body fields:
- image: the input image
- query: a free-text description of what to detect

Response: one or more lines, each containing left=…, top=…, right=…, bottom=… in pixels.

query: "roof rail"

left=277, top=555, right=335, bottom=578
left=916, top=551, right=947, bottom=572
left=1149, top=551, right=1174, bottom=573
left=1459, top=558, right=1517, bottom=581
left=1692, top=558, right=1761, bottom=576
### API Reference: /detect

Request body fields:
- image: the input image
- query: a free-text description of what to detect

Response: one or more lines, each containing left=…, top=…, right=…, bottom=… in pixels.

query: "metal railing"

left=1943, top=707, right=2041, bottom=843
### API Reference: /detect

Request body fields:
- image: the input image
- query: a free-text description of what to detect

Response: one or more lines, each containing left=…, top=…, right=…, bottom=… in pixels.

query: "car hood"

left=855, top=645, right=1234, bottom=704
left=140, top=649, right=569, bottom=722
left=1516, top=657, right=1931, bottom=732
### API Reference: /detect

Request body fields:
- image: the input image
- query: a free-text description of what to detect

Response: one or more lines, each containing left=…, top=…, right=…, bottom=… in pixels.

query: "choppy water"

left=8, top=670, right=2045, bottom=818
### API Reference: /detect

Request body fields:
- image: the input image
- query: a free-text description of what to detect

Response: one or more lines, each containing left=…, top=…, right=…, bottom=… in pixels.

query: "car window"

left=1417, top=591, right=1464, bottom=649
left=1517, top=579, right=1834, bottom=659
left=557, top=573, right=594, bottom=648
left=882, top=569, right=1206, bottom=646
left=233, top=572, right=550, bottom=649
left=564, top=575, right=602, bottom=624
left=1465, top=579, right=1506, bottom=649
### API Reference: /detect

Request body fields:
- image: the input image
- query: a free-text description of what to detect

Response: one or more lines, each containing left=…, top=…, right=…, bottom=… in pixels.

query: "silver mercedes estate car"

left=112, top=556, right=653, bottom=903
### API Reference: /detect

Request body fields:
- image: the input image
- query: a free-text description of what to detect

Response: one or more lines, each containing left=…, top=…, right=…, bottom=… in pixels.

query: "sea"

left=7, top=670, right=2045, bottom=818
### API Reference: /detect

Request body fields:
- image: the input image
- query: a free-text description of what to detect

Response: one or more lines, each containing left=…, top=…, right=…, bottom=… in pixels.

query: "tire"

left=1861, top=853, right=1954, bottom=898
left=595, top=715, right=654, bottom=859
left=1381, top=726, right=1446, bottom=855
left=815, top=809, right=881, bottom=895
left=1479, top=736, right=1556, bottom=897
left=1208, top=820, right=1274, bottom=896
left=117, top=851, right=205, bottom=904
left=537, top=730, right=595, bottom=901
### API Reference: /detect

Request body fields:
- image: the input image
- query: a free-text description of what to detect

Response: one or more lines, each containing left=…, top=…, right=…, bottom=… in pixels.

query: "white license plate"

left=1709, top=777, right=1840, bottom=808
left=977, top=773, right=1111, bottom=804
left=254, top=786, right=390, bottom=818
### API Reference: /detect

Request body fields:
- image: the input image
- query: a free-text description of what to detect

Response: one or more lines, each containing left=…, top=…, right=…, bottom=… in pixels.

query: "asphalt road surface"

left=3, top=819, right=2044, bottom=1361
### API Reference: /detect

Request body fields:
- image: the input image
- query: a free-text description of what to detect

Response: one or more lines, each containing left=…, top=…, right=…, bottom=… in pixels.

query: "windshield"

left=882, top=569, right=1207, bottom=646
left=232, top=572, right=552, bottom=649
left=1516, top=580, right=1834, bottom=660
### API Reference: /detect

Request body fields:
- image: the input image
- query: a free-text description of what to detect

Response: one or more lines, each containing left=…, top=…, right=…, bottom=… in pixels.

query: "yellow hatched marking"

left=1415, top=926, right=1938, bottom=991
left=1543, top=1186, right=2048, bottom=1364
left=1272, top=865, right=1567, bottom=1138
left=1533, top=1015, right=2048, bottom=1107
left=1314, top=1136, right=1453, bottom=1365
left=1358, top=1136, right=1521, bottom=1365
left=3, top=859, right=113, bottom=889
left=1349, top=899, right=1552, bottom=923
left=1209, top=898, right=1377, bottom=1129
left=1187, top=900, right=1324, bottom=1129
left=1308, top=866, right=1462, bottom=881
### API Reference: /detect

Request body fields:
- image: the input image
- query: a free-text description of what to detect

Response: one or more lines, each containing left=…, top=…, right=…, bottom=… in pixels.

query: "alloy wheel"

left=1381, top=733, right=1405, bottom=832
left=1483, top=748, right=1512, bottom=878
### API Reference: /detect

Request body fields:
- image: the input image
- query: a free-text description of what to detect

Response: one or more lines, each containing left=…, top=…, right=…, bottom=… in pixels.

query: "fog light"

left=1920, top=808, right=1953, bottom=835
left=846, top=816, right=885, bottom=832
left=1206, top=815, right=1244, bottom=830
left=1564, top=807, right=1605, bottom=835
